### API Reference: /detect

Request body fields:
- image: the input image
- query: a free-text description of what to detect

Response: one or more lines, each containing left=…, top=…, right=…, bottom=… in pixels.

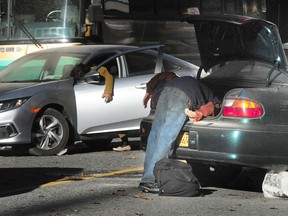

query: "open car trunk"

left=198, top=59, right=288, bottom=112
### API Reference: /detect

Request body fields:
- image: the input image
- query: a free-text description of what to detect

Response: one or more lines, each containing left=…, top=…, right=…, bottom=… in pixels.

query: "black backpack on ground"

left=153, top=158, right=200, bottom=197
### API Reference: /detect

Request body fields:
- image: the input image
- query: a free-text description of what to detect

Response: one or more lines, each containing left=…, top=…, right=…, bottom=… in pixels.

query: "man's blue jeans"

left=141, top=87, right=189, bottom=183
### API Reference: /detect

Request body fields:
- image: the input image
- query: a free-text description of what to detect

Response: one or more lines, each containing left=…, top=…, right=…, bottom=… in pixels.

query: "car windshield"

left=0, top=52, right=86, bottom=82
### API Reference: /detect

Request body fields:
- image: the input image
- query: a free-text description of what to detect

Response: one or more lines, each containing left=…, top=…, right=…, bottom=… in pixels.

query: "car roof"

left=34, top=44, right=196, bottom=68
left=37, top=44, right=138, bottom=55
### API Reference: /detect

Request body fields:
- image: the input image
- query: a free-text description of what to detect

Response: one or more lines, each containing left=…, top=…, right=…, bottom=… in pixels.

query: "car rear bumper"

left=175, top=146, right=288, bottom=170
left=140, top=118, right=288, bottom=170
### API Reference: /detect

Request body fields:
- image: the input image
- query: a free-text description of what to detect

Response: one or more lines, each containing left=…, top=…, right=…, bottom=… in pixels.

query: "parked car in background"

left=0, top=44, right=199, bottom=156
left=140, top=15, right=288, bottom=186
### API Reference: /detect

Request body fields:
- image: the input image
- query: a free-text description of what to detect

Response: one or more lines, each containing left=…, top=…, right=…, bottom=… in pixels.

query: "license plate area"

left=179, top=131, right=198, bottom=150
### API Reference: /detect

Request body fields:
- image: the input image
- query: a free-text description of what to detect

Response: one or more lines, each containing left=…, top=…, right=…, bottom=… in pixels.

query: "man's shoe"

left=113, top=145, right=131, bottom=152
left=138, top=182, right=159, bottom=193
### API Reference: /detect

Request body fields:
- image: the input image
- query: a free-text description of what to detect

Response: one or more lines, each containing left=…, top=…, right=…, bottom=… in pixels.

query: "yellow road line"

left=40, top=167, right=144, bottom=188
left=40, top=180, right=75, bottom=187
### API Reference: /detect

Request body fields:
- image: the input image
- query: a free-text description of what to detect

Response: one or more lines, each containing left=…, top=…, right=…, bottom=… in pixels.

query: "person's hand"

left=143, top=93, right=152, bottom=108
left=102, top=93, right=113, bottom=103
left=185, top=109, right=203, bottom=122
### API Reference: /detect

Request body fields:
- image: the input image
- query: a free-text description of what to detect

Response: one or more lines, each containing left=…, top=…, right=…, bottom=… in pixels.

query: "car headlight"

left=0, top=98, right=29, bottom=112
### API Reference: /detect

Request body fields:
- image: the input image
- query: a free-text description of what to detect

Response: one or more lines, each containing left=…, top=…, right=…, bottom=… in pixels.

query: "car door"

left=74, top=46, right=164, bottom=135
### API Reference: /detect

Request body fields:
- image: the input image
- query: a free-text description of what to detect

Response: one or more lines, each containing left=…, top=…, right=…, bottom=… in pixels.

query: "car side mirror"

left=84, top=71, right=104, bottom=84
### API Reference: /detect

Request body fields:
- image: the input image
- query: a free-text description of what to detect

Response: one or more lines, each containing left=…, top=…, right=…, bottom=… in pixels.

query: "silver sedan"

left=0, top=44, right=198, bottom=156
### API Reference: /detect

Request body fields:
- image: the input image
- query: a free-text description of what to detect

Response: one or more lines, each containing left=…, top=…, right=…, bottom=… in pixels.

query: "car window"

left=163, top=59, right=180, bottom=72
left=125, top=52, right=156, bottom=76
left=88, top=53, right=119, bottom=78
left=53, top=56, right=82, bottom=79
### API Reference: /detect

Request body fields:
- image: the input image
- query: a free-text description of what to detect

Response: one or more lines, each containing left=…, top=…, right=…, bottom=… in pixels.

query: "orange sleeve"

left=98, top=67, right=114, bottom=95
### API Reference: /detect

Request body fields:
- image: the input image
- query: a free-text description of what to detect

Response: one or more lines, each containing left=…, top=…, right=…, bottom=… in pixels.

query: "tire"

left=29, top=108, right=69, bottom=156
left=188, top=161, right=242, bottom=187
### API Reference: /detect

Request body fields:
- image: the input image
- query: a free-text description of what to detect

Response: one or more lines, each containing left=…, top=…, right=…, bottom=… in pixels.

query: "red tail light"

left=223, top=99, right=264, bottom=118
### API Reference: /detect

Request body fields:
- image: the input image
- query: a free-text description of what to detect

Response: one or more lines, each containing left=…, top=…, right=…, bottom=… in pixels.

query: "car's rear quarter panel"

left=141, top=84, right=288, bottom=170
left=175, top=85, right=288, bottom=169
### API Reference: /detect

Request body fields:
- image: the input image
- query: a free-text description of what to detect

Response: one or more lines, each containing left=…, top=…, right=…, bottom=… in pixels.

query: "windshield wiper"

left=11, top=15, right=43, bottom=49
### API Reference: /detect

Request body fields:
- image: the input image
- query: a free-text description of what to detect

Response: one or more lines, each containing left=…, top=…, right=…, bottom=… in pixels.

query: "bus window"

left=0, top=0, right=81, bottom=40
left=0, top=0, right=85, bottom=70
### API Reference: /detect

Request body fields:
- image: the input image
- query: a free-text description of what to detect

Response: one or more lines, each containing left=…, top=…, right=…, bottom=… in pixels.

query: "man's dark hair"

left=71, top=63, right=90, bottom=83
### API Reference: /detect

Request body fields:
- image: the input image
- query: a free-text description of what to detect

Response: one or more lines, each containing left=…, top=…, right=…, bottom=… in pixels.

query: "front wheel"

left=29, top=108, right=69, bottom=156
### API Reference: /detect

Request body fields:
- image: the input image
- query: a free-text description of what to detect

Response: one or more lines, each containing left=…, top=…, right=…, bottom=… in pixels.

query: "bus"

left=0, top=0, right=96, bottom=69
left=0, top=0, right=269, bottom=70
left=0, top=0, right=204, bottom=70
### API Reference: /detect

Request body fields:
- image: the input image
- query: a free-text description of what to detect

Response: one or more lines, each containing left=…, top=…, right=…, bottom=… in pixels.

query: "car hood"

left=0, top=82, right=55, bottom=100
left=0, top=82, right=37, bottom=93
left=183, top=15, right=288, bottom=72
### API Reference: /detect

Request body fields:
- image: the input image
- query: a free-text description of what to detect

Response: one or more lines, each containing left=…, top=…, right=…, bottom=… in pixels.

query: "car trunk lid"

left=184, top=15, right=288, bottom=73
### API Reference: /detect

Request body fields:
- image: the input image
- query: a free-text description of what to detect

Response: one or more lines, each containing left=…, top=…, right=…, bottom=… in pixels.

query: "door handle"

left=135, top=83, right=147, bottom=89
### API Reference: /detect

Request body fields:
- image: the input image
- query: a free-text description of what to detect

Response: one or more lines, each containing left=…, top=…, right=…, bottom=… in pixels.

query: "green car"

left=140, top=15, right=288, bottom=186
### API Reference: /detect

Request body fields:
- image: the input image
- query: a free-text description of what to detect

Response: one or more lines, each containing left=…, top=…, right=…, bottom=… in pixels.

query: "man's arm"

left=146, top=72, right=177, bottom=94
left=98, top=66, right=114, bottom=103
left=185, top=102, right=219, bottom=122
left=143, top=72, right=177, bottom=108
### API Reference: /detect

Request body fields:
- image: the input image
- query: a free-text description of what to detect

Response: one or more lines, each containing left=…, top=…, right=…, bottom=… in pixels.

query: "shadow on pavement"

left=66, top=139, right=141, bottom=155
left=227, top=167, right=266, bottom=192
left=0, top=139, right=142, bottom=156
left=0, top=167, right=83, bottom=198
